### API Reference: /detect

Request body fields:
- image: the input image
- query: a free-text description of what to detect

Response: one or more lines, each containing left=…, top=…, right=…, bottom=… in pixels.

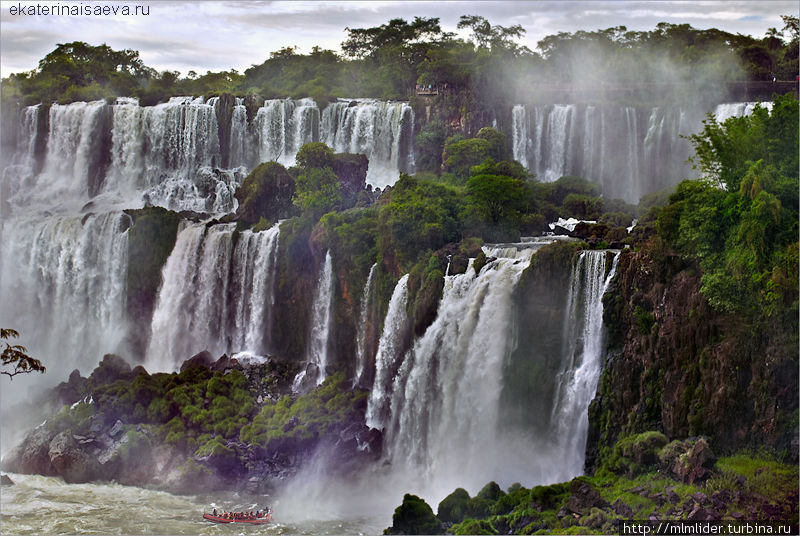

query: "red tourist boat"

left=203, top=511, right=272, bottom=524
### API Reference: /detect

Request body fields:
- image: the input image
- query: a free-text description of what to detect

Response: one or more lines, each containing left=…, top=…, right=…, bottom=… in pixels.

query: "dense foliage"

left=656, top=93, right=798, bottom=320
left=2, top=16, right=796, bottom=107
left=384, top=433, right=797, bottom=534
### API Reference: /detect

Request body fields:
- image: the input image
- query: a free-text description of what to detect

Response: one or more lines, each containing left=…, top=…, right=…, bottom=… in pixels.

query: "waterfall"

left=1, top=105, right=41, bottom=213
left=321, top=99, right=415, bottom=188
left=254, top=98, right=320, bottom=166
left=136, top=97, right=239, bottom=213
left=144, top=221, right=281, bottom=371
left=380, top=249, right=531, bottom=494
left=372, top=245, right=619, bottom=496
left=2, top=96, right=416, bottom=217
left=365, top=273, right=410, bottom=430
left=551, top=250, right=620, bottom=476
left=229, top=98, right=249, bottom=169
left=714, top=101, right=773, bottom=122
left=511, top=102, right=766, bottom=203
left=304, top=251, right=335, bottom=386
left=0, top=212, right=130, bottom=377
left=511, top=105, right=528, bottom=169
left=354, top=263, right=378, bottom=386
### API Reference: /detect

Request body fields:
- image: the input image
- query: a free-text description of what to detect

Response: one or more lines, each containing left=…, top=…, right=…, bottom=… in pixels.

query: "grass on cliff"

left=387, top=432, right=798, bottom=535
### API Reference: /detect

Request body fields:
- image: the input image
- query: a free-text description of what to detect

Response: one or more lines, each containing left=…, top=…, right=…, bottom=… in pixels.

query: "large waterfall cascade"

left=2, top=96, right=415, bottom=218
left=366, top=244, right=620, bottom=499
left=144, top=221, right=281, bottom=372
left=0, top=94, right=414, bottom=384
left=511, top=101, right=774, bottom=203
left=0, top=212, right=131, bottom=381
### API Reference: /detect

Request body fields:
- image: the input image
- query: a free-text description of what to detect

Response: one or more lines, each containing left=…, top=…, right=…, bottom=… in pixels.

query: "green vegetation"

left=385, top=493, right=443, bottom=535
left=292, top=143, right=343, bottom=219
left=234, top=162, right=296, bottom=226
left=385, top=433, right=798, bottom=535
left=3, top=17, right=796, bottom=107
left=656, top=93, right=798, bottom=322
left=239, top=372, right=367, bottom=446
left=1, top=328, right=45, bottom=380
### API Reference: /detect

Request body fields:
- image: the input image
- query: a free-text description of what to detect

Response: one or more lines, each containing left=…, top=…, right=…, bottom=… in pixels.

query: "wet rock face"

left=3, top=424, right=58, bottom=477
left=587, top=247, right=798, bottom=471
left=3, top=353, right=377, bottom=495
left=48, top=431, right=99, bottom=483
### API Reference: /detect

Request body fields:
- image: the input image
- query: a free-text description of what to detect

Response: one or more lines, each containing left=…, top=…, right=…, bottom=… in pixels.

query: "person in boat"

left=213, top=508, right=217, bottom=516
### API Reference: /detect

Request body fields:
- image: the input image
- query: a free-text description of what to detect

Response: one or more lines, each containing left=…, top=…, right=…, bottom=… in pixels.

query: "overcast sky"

left=0, top=1, right=797, bottom=78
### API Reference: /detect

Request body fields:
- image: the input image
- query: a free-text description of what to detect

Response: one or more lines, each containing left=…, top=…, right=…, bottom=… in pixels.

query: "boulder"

left=660, top=438, right=716, bottom=484
left=180, top=350, right=214, bottom=372
left=88, top=354, right=134, bottom=388
left=332, top=153, right=368, bottom=209
left=386, top=494, right=443, bottom=535
left=438, top=488, right=470, bottom=524
left=612, top=499, right=633, bottom=518
left=48, top=431, right=99, bottom=483
left=568, top=478, right=608, bottom=515
left=687, top=506, right=720, bottom=521
left=2, top=423, right=57, bottom=476
left=0, top=474, right=14, bottom=486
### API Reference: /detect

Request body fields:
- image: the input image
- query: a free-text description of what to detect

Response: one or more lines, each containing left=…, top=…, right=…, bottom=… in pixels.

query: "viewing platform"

left=415, top=85, right=440, bottom=96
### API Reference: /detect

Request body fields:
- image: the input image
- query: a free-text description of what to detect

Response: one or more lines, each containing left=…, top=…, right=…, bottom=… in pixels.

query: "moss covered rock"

left=125, top=206, right=181, bottom=356
left=385, top=494, right=443, bottom=535
left=234, top=161, right=296, bottom=226
left=438, top=487, right=470, bottom=524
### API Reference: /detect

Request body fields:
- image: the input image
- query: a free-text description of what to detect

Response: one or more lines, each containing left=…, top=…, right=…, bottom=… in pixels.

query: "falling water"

left=551, top=250, right=620, bottom=476
left=0, top=212, right=131, bottom=377
left=254, top=98, right=320, bottom=166
left=380, top=249, right=532, bottom=495
left=144, top=221, right=281, bottom=371
left=369, top=244, right=620, bottom=498
left=365, top=273, right=410, bottom=430
left=713, top=101, right=773, bottom=122
left=321, top=99, right=414, bottom=188
left=1, top=105, right=41, bottom=213
left=304, top=251, right=335, bottom=386
left=511, top=105, right=528, bottom=169
left=510, top=103, right=731, bottom=202
left=354, top=263, right=378, bottom=386
left=228, top=98, right=249, bottom=169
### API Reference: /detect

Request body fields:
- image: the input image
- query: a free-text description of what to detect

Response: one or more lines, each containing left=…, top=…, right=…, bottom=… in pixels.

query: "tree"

left=458, top=15, right=529, bottom=55
left=293, top=143, right=341, bottom=219
left=1, top=329, right=45, bottom=380
left=658, top=94, right=799, bottom=317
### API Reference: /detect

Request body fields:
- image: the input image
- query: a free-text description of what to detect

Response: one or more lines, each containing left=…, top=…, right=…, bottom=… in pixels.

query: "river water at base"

left=0, top=473, right=387, bottom=535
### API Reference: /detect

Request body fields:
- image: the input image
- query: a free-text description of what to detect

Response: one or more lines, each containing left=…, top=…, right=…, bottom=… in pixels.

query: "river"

left=0, top=473, right=388, bottom=535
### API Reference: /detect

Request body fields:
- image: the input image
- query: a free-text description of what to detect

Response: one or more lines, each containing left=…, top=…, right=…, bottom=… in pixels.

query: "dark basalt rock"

left=180, top=350, right=215, bottom=371
left=88, top=354, right=135, bottom=388
left=567, top=479, right=608, bottom=515
left=660, top=438, right=716, bottom=484
left=0, top=474, right=14, bottom=486
left=332, top=153, right=368, bottom=209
